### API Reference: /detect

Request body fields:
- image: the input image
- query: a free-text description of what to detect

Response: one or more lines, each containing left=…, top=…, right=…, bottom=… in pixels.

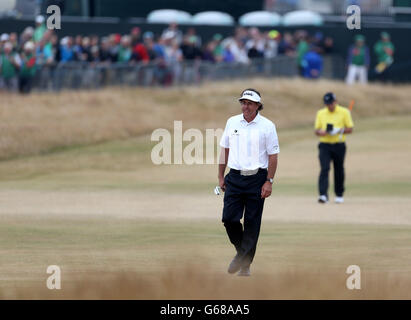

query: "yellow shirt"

left=314, top=105, right=354, bottom=143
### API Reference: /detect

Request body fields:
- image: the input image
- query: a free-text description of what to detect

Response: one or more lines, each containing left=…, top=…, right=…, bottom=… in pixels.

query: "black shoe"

left=237, top=266, right=251, bottom=277
left=227, top=255, right=243, bottom=274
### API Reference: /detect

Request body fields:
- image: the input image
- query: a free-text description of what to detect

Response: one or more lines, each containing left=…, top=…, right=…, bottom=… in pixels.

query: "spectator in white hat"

left=1, top=33, right=10, bottom=43
left=34, top=15, right=46, bottom=43
left=19, top=41, right=37, bottom=94
left=60, top=37, right=74, bottom=62
left=1, top=33, right=9, bottom=52
left=36, top=31, right=55, bottom=67
left=117, top=35, right=132, bottom=63
left=20, top=27, right=34, bottom=48
left=161, top=22, right=183, bottom=46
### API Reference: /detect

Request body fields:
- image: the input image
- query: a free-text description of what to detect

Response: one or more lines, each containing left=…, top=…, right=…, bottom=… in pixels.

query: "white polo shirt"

left=219, top=113, right=280, bottom=170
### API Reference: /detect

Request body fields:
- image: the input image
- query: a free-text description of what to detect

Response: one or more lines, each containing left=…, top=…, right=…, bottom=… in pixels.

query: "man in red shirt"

left=130, top=27, right=149, bottom=63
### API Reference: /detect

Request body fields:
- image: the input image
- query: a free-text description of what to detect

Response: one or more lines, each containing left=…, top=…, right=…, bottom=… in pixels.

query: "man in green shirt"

left=33, top=15, right=46, bottom=43
left=374, top=32, right=394, bottom=76
left=0, top=42, right=21, bottom=92
left=117, top=35, right=132, bottom=63
left=345, top=34, right=370, bottom=85
left=19, top=41, right=37, bottom=94
left=212, top=34, right=224, bottom=62
left=296, top=31, right=309, bottom=76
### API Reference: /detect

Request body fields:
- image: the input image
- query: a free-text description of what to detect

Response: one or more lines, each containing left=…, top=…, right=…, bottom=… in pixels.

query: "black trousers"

left=18, top=76, right=33, bottom=94
left=318, top=142, right=346, bottom=197
left=222, top=168, right=267, bottom=267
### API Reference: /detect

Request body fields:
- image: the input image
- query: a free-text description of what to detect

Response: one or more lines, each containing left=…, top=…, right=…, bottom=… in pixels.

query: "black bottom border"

left=1, top=300, right=410, bottom=318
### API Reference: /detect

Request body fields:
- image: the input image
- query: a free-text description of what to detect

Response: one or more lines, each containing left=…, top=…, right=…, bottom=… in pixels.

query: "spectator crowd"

left=345, top=31, right=394, bottom=84
left=1, top=15, right=338, bottom=93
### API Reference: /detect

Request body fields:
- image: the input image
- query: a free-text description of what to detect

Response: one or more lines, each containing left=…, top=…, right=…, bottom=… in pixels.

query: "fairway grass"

left=1, top=79, right=410, bottom=160
left=0, top=115, right=410, bottom=196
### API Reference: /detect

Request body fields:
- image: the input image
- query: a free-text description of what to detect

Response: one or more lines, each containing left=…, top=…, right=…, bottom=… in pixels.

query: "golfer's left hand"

left=261, top=181, right=272, bottom=198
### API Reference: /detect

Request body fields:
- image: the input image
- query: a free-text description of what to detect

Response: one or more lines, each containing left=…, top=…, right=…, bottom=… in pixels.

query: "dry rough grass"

left=3, top=267, right=411, bottom=300
left=0, top=79, right=410, bottom=160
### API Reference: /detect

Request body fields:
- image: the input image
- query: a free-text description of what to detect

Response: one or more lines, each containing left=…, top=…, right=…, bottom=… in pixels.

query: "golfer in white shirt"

left=218, top=88, right=279, bottom=276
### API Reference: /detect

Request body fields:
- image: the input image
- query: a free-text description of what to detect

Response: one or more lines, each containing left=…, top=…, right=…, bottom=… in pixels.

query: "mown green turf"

left=0, top=115, right=410, bottom=196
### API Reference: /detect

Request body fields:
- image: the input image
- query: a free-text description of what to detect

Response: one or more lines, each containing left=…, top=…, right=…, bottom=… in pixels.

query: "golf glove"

left=329, top=127, right=344, bottom=136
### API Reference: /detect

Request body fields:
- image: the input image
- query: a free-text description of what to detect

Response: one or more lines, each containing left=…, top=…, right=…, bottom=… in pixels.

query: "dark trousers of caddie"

left=318, top=142, right=346, bottom=197
left=222, top=168, right=267, bottom=267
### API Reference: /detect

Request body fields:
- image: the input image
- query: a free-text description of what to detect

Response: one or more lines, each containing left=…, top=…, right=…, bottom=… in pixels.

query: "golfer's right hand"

left=218, top=177, right=226, bottom=192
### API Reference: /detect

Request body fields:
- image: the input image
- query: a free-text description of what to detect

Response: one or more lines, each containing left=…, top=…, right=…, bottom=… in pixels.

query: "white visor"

left=238, top=90, right=261, bottom=103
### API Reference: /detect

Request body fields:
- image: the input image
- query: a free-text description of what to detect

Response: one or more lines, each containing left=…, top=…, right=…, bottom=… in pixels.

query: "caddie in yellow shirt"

left=314, top=92, right=354, bottom=204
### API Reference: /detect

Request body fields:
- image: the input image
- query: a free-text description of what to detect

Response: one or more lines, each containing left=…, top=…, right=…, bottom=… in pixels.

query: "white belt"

left=240, top=169, right=259, bottom=176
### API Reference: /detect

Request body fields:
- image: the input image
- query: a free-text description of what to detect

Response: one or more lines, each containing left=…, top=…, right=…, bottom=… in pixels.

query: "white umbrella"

left=192, top=11, right=234, bottom=26
left=282, top=10, right=323, bottom=26
left=147, top=9, right=192, bottom=24
left=239, top=11, right=281, bottom=27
